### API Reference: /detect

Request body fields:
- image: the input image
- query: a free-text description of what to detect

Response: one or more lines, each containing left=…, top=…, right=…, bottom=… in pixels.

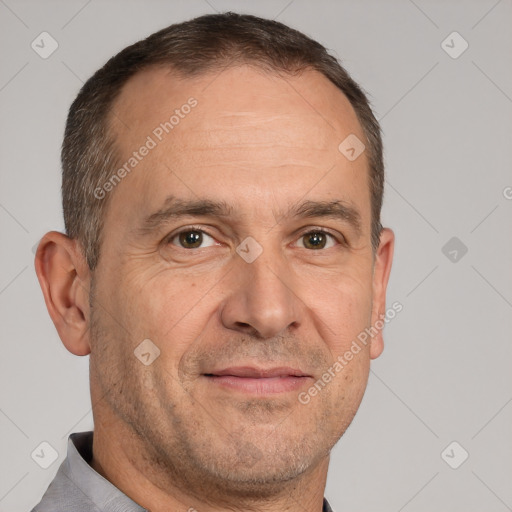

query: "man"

left=32, top=12, right=394, bottom=512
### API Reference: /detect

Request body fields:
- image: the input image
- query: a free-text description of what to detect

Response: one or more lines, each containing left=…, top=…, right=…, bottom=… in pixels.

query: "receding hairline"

left=61, top=12, right=384, bottom=270
left=97, top=62, right=374, bottom=263
left=106, top=60, right=361, bottom=131
left=104, top=60, right=366, bottom=177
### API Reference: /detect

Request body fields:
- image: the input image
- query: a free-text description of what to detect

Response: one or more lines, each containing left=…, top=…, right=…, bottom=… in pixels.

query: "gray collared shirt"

left=31, top=431, right=334, bottom=512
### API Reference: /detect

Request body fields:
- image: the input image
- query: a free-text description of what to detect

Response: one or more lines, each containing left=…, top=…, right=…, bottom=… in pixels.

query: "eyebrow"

left=138, top=196, right=362, bottom=236
left=287, top=199, right=362, bottom=236
left=139, top=197, right=234, bottom=233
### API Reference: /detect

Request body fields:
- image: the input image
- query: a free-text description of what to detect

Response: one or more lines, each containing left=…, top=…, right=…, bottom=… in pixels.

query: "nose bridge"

left=220, top=244, right=301, bottom=339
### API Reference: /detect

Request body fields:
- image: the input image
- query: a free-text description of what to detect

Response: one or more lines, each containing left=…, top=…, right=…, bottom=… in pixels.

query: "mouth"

left=203, top=366, right=313, bottom=394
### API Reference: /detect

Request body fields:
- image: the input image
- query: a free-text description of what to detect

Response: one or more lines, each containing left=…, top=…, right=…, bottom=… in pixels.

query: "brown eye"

left=298, top=231, right=337, bottom=250
left=170, top=230, right=215, bottom=249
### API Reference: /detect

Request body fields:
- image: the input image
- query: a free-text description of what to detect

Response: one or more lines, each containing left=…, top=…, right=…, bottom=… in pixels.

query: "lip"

left=203, top=366, right=313, bottom=394
left=207, top=366, right=310, bottom=378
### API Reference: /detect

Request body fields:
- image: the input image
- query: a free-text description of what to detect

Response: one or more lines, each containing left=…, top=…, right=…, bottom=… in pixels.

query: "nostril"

left=234, top=322, right=258, bottom=335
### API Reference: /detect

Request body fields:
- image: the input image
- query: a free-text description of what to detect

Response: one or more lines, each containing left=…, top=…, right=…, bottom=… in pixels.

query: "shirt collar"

left=65, top=431, right=146, bottom=511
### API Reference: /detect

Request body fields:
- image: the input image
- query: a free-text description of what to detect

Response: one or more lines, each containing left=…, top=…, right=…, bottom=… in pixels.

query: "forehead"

left=111, top=63, right=363, bottom=145
left=106, top=64, right=370, bottom=227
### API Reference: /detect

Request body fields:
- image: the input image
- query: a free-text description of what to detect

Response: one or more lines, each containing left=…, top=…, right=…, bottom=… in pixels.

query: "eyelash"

left=166, top=226, right=345, bottom=250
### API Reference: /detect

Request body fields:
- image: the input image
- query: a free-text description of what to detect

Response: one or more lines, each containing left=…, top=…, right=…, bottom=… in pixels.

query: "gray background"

left=1, top=0, right=511, bottom=511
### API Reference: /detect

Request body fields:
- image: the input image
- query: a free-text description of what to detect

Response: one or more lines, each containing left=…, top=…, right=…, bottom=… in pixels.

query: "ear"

left=369, top=228, right=395, bottom=359
left=34, top=231, right=92, bottom=356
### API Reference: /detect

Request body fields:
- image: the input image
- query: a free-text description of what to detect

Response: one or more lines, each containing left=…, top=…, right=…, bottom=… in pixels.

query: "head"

left=36, top=12, right=394, bottom=503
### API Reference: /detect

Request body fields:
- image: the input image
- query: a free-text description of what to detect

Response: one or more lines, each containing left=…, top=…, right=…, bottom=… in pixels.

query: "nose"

left=220, top=250, right=301, bottom=339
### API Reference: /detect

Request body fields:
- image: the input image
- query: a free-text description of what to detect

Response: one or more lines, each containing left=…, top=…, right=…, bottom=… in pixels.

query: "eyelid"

left=295, top=226, right=348, bottom=252
left=294, top=226, right=347, bottom=246
left=166, top=225, right=219, bottom=248
left=163, top=225, right=347, bottom=249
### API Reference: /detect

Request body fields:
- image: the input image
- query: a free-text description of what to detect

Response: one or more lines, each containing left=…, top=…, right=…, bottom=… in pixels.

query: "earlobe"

left=34, top=231, right=92, bottom=356
left=369, top=228, right=395, bottom=360
left=370, top=330, right=384, bottom=359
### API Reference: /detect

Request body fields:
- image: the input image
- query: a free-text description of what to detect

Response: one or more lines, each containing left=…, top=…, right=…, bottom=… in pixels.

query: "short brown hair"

left=62, top=12, right=384, bottom=269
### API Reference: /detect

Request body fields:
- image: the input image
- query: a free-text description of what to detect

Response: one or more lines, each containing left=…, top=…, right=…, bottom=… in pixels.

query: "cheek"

left=313, top=271, right=373, bottom=352
left=115, top=267, right=220, bottom=366
left=316, top=273, right=374, bottom=411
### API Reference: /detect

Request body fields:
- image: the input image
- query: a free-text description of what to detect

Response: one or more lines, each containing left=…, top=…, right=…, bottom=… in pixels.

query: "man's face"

left=89, top=65, right=386, bottom=495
